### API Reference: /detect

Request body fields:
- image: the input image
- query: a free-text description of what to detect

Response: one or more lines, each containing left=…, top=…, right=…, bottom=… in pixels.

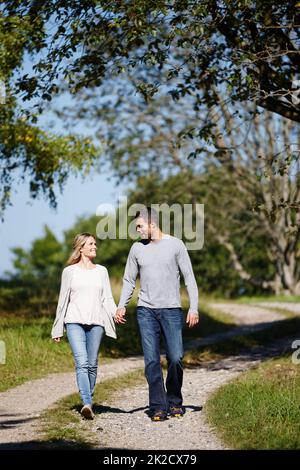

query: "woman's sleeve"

left=57, top=269, right=69, bottom=308
left=51, top=268, right=69, bottom=337
left=103, top=267, right=117, bottom=318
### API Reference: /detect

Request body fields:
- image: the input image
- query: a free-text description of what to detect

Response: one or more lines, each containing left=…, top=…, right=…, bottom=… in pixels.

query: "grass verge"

left=0, top=316, right=75, bottom=392
left=206, top=356, right=300, bottom=449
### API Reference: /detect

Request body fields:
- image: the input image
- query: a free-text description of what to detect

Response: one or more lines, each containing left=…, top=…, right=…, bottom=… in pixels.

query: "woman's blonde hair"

left=66, top=232, right=96, bottom=266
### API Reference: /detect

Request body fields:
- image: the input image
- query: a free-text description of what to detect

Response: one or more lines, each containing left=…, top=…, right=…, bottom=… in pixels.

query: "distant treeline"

left=0, top=208, right=277, bottom=315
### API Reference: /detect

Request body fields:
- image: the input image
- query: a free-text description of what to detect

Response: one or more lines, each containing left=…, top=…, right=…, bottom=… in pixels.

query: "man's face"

left=135, top=217, right=151, bottom=239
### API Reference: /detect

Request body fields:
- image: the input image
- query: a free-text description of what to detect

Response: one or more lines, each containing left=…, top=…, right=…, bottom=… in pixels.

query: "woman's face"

left=80, top=236, right=97, bottom=259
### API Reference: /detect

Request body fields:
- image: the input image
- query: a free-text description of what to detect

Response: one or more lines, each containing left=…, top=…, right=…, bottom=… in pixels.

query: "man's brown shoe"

left=151, top=410, right=168, bottom=422
left=169, top=406, right=184, bottom=418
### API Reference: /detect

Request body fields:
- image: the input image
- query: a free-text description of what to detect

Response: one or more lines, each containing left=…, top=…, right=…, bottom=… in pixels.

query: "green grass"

left=0, top=316, right=75, bottom=391
left=39, top=368, right=145, bottom=449
left=206, top=356, right=300, bottom=449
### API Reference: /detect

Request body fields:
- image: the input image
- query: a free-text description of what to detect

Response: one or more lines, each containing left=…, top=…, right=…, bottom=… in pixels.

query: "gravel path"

left=184, top=303, right=286, bottom=349
left=91, top=367, right=238, bottom=450
left=91, top=336, right=291, bottom=450
left=252, top=302, right=300, bottom=315
left=0, top=303, right=291, bottom=449
left=0, top=356, right=144, bottom=448
left=208, top=303, right=285, bottom=324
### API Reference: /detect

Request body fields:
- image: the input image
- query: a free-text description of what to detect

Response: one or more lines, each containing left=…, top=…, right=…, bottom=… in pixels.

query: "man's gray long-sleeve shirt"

left=118, top=235, right=199, bottom=313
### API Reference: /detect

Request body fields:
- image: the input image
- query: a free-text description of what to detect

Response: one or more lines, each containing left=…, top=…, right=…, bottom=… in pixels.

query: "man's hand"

left=115, top=307, right=127, bottom=324
left=53, top=337, right=61, bottom=342
left=186, top=312, right=199, bottom=328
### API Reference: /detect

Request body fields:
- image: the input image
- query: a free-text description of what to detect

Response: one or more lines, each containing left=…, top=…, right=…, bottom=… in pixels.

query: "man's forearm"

left=118, top=279, right=136, bottom=308
left=186, top=276, right=199, bottom=313
left=178, top=246, right=199, bottom=313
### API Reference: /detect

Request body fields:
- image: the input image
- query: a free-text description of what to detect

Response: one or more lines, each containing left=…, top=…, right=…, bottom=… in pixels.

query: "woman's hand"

left=53, top=337, right=61, bottom=342
left=115, top=307, right=127, bottom=324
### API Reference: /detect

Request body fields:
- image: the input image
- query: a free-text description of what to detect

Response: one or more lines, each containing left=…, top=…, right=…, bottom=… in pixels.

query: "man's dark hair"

left=135, top=206, right=159, bottom=226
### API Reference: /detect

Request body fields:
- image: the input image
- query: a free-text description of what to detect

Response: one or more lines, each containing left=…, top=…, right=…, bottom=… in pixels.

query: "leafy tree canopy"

left=0, top=11, right=100, bottom=217
left=2, top=0, right=300, bottom=123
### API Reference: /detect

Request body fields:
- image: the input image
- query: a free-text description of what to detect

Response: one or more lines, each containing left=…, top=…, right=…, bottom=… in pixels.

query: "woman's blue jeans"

left=137, top=307, right=184, bottom=415
left=66, top=323, right=105, bottom=405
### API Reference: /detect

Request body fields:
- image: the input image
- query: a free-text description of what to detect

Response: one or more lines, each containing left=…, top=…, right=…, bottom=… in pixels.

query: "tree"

left=204, top=107, right=300, bottom=295
left=3, top=0, right=300, bottom=122
left=1, top=1, right=300, bottom=217
left=0, top=13, right=100, bottom=217
left=0, top=226, right=65, bottom=313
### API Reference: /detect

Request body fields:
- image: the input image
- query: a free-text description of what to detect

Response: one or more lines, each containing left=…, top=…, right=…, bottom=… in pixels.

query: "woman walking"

left=51, top=233, right=117, bottom=419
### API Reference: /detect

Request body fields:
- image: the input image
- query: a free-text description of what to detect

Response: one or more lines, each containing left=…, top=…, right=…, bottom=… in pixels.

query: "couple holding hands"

left=51, top=207, right=199, bottom=422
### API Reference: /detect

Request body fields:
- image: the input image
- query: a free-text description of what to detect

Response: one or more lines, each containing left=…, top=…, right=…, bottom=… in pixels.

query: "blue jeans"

left=66, top=323, right=105, bottom=405
left=137, top=307, right=184, bottom=415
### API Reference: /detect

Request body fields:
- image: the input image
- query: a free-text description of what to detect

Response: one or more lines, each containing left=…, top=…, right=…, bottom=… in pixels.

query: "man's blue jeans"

left=66, top=323, right=105, bottom=405
left=137, top=307, right=184, bottom=415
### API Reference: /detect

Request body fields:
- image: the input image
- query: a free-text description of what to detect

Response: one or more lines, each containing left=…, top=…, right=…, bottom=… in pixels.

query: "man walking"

left=115, top=207, right=199, bottom=421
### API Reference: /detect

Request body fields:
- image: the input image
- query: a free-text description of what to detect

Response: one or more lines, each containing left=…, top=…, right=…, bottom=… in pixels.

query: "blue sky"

left=0, top=50, right=129, bottom=277
left=0, top=172, right=126, bottom=277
